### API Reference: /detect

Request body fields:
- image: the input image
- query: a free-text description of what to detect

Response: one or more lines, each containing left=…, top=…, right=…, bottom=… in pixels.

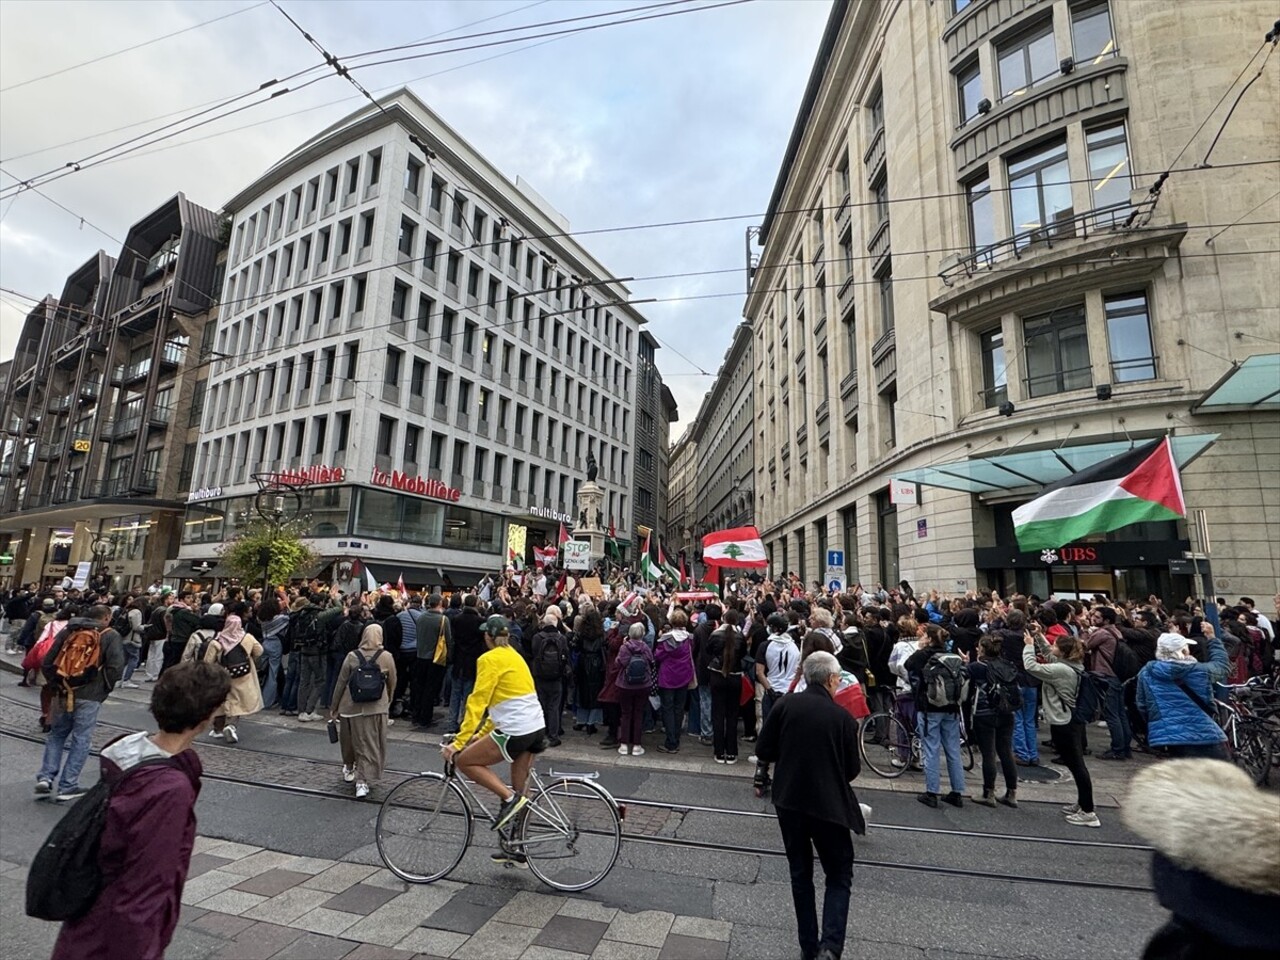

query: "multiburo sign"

left=270, top=466, right=346, bottom=486
left=370, top=467, right=461, bottom=503
left=186, top=486, right=224, bottom=503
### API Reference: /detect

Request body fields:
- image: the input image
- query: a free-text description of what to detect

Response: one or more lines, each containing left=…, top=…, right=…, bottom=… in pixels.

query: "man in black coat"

left=755, top=651, right=864, bottom=960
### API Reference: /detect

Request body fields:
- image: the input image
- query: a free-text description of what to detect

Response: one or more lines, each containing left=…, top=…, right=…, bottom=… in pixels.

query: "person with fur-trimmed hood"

left=1123, top=759, right=1279, bottom=959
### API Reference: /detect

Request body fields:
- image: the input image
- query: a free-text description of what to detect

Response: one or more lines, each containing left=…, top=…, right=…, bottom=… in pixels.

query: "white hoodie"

left=889, top=639, right=918, bottom=692
left=101, top=730, right=175, bottom=771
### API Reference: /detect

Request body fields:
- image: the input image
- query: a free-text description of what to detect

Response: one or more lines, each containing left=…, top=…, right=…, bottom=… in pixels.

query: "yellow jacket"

left=454, top=644, right=544, bottom=749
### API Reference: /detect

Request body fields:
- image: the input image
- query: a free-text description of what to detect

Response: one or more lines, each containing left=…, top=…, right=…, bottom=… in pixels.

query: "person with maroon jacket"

left=51, top=660, right=231, bottom=960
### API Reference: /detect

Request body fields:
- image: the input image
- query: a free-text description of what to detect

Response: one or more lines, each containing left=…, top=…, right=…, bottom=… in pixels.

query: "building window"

left=1104, top=292, right=1157, bottom=382
left=956, top=59, right=982, bottom=125
left=391, top=280, right=408, bottom=320
left=367, top=150, right=381, bottom=186
left=404, top=425, right=421, bottom=464
left=335, top=411, right=350, bottom=452
left=423, top=234, right=439, bottom=272
left=405, top=157, right=423, bottom=195
left=838, top=229, right=853, bottom=280
left=954, top=0, right=973, bottom=13
left=1086, top=122, right=1132, bottom=212
left=376, top=416, right=395, bottom=457
left=844, top=315, right=857, bottom=371
left=441, top=309, right=455, bottom=344
left=1007, top=138, right=1072, bottom=243
left=1023, top=305, right=1091, bottom=398
left=966, top=175, right=995, bottom=254
left=384, top=347, right=402, bottom=387
left=876, top=490, right=899, bottom=588
left=876, top=261, right=894, bottom=336
left=980, top=327, right=1008, bottom=407
left=359, top=212, right=375, bottom=248
left=397, top=217, right=416, bottom=257
left=435, top=370, right=451, bottom=406
left=410, top=358, right=427, bottom=397
left=1071, top=0, right=1115, bottom=62
left=868, top=89, right=884, bottom=135
left=997, top=20, right=1057, bottom=101
left=429, top=176, right=444, bottom=212
left=871, top=176, right=889, bottom=225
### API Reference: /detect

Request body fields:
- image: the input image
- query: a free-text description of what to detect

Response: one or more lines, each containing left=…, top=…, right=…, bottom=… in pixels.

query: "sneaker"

left=715, top=756, right=727, bottom=764
left=698, top=736, right=714, bottom=746
left=748, top=755, right=758, bottom=763
left=223, top=725, right=238, bottom=744
left=656, top=745, right=678, bottom=754
left=1065, top=810, right=1101, bottom=828
left=387, top=719, right=395, bottom=727
left=1097, top=751, right=1129, bottom=761
left=618, top=744, right=630, bottom=756
left=208, top=728, right=224, bottom=739
left=631, top=746, right=645, bottom=757
left=56, top=788, right=88, bottom=803
left=297, top=713, right=313, bottom=722
left=942, top=791, right=964, bottom=808
left=917, top=792, right=939, bottom=808
left=1061, top=803, right=1081, bottom=815
left=599, top=737, right=619, bottom=749
left=120, top=681, right=140, bottom=689
left=742, top=735, right=756, bottom=743
left=355, top=782, right=370, bottom=799
left=725, top=755, right=736, bottom=764
left=342, top=765, right=356, bottom=783
left=34, top=779, right=52, bottom=796
left=493, top=794, right=528, bottom=831
left=491, top=850, right=528, bottom=868
left=547, top=737, right=562, bottom=747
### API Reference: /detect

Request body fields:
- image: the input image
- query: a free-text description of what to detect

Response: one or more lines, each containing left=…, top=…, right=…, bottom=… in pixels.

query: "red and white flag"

left=397, top=573, right=407, bottom=596
left=701, top=526, right=768, bottom=568
left=558, top=522, right=570, bottom=547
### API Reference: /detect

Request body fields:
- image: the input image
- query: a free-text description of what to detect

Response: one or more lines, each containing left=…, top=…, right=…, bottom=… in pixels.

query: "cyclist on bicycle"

left=441, top=615, right=547, bottom=834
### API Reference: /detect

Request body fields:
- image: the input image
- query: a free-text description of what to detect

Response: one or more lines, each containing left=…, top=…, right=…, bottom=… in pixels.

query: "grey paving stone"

left=453, top=883, right=519, bottom=907
left=212, top=921, right=302, bottom=960
left=301, top=861, right=380, bottom=893
left=165, top=924, right=238, bottom=960
left=267, top=931, right=361, bottom=959
left=188, top=911, right=257, bottom=939
left=278, top=855, right=338, bottom=875
left=422, top=896, right=503, bottom=935
left=197, top=889, right=269, bottom=916
left=223, top=850, right=301, bottom=878
left=533, top=915, right=608, bottom=954
left=588, top=941, right=660, bottom=960
left=394, top=927, right=470, bottom=957
left=668, top=917, right=731, bottom=943
left=724, top=922, right=799, bottom=960
left=656, top=934, right=728, bottom=960
left=181, top=869, right=244, bottom=906
left=557, top=900, right=617, bottom=924
left=322, top=881, right=401, bottom=916
left=343, top=896, right=437, bottom=948
left=290, top=906, right=362, bottom=938
left=521, top=947, right=590, bottom=960
left=344, top=942, right=418, bottom=959
left=233, top=868, right=313, bottom=898
left=247, top=887, right=334, bottom=926
left=451, top=919, right=540, bottom=960
left=494, top=890, right=568, bottom=928
left=188, top=853, right=236, bottom=879
left=603, top=911, right=675, bottom=948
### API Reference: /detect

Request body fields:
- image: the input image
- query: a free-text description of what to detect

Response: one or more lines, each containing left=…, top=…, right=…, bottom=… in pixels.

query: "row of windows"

left=956, top=1, right=1115, bottom=126
left=979, top=289, right=1157, bottom=406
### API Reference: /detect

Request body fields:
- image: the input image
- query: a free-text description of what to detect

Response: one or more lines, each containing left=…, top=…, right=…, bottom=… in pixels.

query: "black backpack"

left=348, top=650, right=386, bottom=703
left=922, top=653, right=970, bottom=708
left=1110, top=641, right=1142, bottom=683
left=218, top=641, right=252, bottom=679
left=110, top=608, right=132, bottom=641
left=533, top=633, right=566, bottom=681
left=26, top=757, right=176, bottom=921
left=624, top=651, right=650, bottom=686
left=983, top=658, right=1023, bottom=716
left=290, top=607, right=324, bottom=652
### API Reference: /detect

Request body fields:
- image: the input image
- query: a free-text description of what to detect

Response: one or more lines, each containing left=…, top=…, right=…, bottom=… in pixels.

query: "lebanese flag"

left=702, top=526, right=768, bottom=568
left=533, top=545, right=557, bottom=567
left=558, top=522, right=570, bottom=547
left=1013, top=438, right=1186, bottom=551
left=397, top=573, right=407, bottom=596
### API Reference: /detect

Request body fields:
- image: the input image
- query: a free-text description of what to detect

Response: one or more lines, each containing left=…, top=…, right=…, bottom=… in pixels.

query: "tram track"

left=1, top=698, right=1156, bottom=893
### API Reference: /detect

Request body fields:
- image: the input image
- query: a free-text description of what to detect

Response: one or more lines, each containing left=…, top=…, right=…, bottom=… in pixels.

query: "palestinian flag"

left=507, top=546, right=524, bottom=571
left=639, top=530, right=656, bottom=581
left=702, top=526, right=768, bottom=568
left=657, top=536, right=681, bottom=583
left=1012, top=438, right=1186, bottom=552
left=558, top=522, right=570, bottom=547
left=606, top=522, right=621, bottom=562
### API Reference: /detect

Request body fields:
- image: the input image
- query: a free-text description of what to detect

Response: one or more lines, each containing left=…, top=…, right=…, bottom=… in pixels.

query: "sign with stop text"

left=562, top=540, right=592, bottom=570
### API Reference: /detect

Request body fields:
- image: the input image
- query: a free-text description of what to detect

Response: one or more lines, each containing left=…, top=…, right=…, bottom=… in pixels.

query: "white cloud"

left=0, top=0, right=831, bottom=435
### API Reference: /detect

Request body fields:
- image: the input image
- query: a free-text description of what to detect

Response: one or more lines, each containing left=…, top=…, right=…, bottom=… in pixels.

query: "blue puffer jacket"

left=1136, top=637, right=1229, bottom=747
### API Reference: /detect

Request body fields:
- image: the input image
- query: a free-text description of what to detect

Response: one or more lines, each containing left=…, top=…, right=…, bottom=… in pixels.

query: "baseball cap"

left=207, top=602, right=225, bottom=616
left=483, top=615, right=510, bottom=637
left=1156, top=632, right=1196, bottom=660
left=41, top=597, right=56, bottom=611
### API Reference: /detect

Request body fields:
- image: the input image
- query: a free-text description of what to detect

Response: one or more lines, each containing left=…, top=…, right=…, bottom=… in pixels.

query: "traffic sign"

left=826, top=550, right=844, bottom=568
left=827, top=578, right=845, bottom=593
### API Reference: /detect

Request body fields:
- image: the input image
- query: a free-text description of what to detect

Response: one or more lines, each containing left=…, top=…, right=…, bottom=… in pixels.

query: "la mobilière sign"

left=370, top=466, right=462, bottom=503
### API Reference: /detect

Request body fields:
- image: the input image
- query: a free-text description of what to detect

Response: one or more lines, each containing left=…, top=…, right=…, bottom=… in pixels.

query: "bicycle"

left=1216, top=681, right=1280, bottom=786
left=859, top=709, right=975, bottom=779
left=375, top=762, right=623, bottom=892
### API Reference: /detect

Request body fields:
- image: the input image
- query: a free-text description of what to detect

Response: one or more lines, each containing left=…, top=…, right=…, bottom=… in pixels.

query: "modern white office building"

left=180, top=89, right=658, bottom=588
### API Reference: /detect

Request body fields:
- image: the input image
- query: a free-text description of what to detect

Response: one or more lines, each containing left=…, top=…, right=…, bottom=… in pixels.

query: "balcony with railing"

left=48, top=394, right=72, bottom=414
left=863, top=125, right=886, bottom=183
left=872, top=329, right=897, bottom=392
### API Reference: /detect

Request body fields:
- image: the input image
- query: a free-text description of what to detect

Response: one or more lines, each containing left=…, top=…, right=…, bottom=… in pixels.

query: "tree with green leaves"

left=218, top=518, right=318, bottom=588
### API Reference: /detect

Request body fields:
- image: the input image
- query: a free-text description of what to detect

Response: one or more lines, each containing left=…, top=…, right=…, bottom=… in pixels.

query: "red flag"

left=397, top=573, right=406, bottom=595
left=558, top=522, right=570, bottom=546
left=679, top=553, right=687, bottom=586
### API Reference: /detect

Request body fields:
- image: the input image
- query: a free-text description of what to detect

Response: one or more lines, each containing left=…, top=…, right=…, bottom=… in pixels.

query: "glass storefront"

left=182, top=485, right=502, bottom=555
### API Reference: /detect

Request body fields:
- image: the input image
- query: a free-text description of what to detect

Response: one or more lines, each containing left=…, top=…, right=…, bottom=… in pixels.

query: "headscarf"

left=216, top=614, right=246, bottom=653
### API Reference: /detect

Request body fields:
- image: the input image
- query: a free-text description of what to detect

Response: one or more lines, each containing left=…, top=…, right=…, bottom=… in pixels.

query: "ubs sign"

left=1040, top=545, right=1100, bottom=565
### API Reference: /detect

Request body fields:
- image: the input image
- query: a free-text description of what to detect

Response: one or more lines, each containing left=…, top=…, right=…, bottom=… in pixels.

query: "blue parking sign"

left=826, top=550, right=844, bottom=568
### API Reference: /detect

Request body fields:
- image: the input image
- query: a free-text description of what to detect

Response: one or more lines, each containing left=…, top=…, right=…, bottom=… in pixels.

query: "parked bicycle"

left=376, top=762, right=623, bottom=891
left=859, top=709, right=975, bottom=779
left=1216, top=679, right=1280, bottom=786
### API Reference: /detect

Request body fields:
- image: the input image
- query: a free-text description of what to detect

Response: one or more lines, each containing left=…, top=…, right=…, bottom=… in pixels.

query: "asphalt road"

left=0, top=680, right=1172, bottom=960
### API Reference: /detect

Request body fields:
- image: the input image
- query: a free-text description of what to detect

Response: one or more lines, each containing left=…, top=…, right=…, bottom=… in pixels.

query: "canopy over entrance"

left=1190, top=354, right=1280, bottom=412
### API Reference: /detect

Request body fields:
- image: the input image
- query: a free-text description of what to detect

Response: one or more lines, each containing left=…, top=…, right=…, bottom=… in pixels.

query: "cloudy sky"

left=0, top=0, right=832, bottom=433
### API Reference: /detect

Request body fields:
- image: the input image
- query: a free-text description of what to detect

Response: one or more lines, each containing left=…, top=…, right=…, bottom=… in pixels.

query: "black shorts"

left=490, top=728, right=548, bottom=763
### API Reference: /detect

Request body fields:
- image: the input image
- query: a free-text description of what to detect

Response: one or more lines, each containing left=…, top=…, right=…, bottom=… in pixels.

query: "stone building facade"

left=749, top=0, right=1279, bottom=598
left=692, top=321, right=755, bottom=559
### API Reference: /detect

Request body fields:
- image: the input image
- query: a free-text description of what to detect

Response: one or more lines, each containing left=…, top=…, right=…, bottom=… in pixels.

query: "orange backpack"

left=53, top=628, right=103, bottom=709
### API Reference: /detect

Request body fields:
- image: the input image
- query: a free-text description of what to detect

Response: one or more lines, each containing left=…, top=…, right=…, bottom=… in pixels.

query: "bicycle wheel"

left=1233, top=723, right=1272, bottom=787
left=376, top=773, right=472, bottom=883
left=860, top=712, right=912, bottom=779
left=962, top=738, right=975, bottom=771
left=518, top=777, right=621, bottom=892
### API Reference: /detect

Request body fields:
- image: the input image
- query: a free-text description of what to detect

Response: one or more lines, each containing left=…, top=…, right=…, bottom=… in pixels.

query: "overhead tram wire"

left=0, top=0, right=552, bottom=166
left=0, top=1, right=271, bottom=94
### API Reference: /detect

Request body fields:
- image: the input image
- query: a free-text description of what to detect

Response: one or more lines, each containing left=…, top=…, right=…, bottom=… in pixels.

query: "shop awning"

left=892, top=433, right=1219, bottom=494
left=1190, top=354, right=1280, bottom=411
left=362, top=561, right=492, bottom=588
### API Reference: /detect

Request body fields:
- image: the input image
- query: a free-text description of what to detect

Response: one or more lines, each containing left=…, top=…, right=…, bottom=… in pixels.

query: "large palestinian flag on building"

left=1013, top=438, right=1186, bottom=551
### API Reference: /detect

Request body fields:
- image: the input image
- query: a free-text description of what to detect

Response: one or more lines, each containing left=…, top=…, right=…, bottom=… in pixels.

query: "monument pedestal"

left=574, top=481, right=606, bottom=563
